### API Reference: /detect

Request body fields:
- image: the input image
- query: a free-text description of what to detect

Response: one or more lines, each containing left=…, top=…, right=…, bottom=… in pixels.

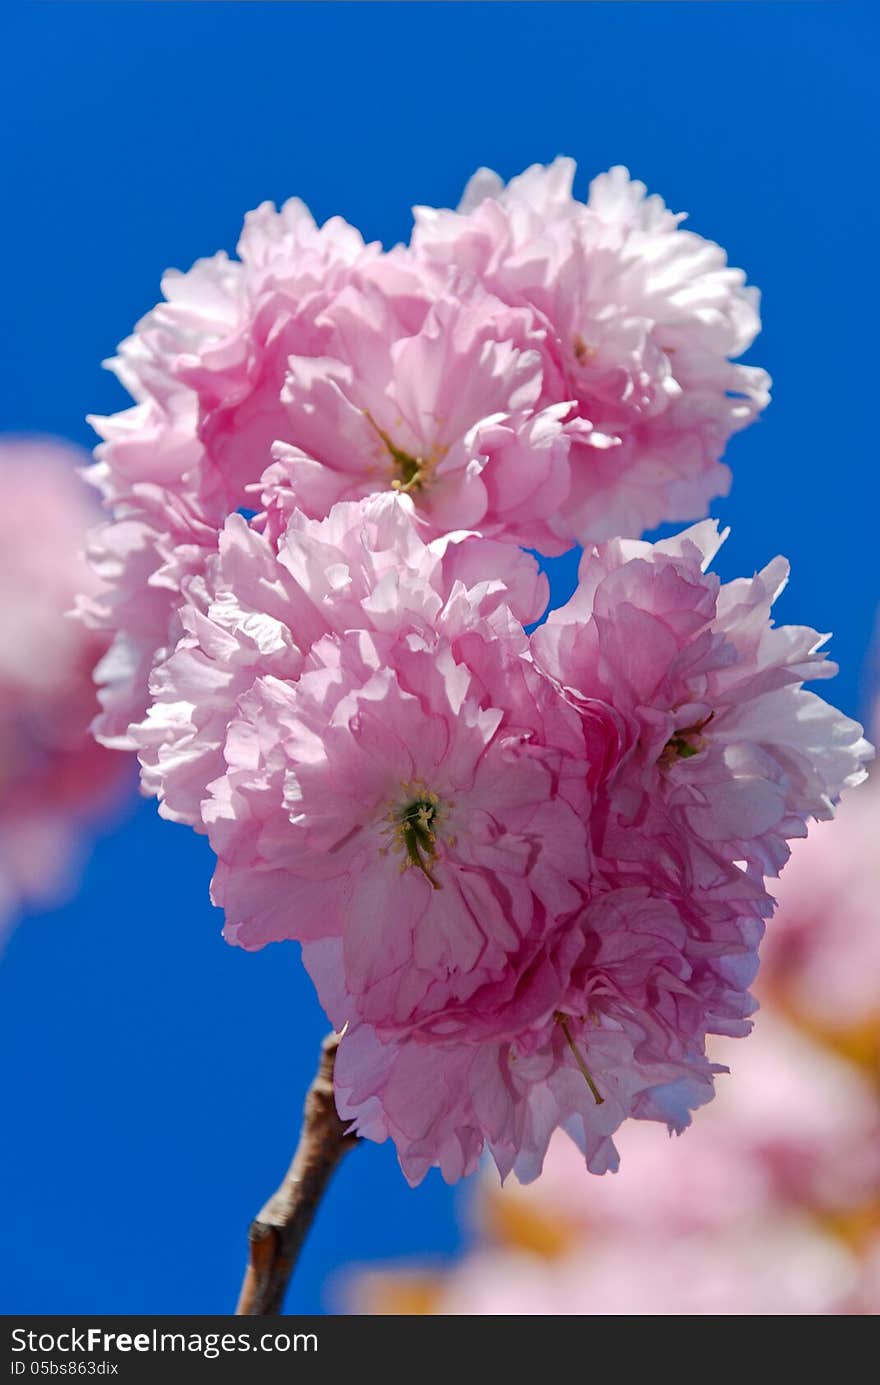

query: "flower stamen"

left=383, top=782, right=444, bottom=890
left=364, top=411, right=432, bottom=494
left=660, top=711, right=715, bottom=768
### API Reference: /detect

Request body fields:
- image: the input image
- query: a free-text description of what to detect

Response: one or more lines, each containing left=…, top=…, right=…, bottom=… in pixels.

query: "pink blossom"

left=196, top=501, right=596, bottom=1077
left=80, top=172, right=869, bottom=1197
left=532, top=520, right=871, bottom=889
left=131, top=495, right=869, bottom=1185
left=264, top=277, right=572, bottom=551
left=330, top=886, right=727, bottom=1185
left=413, top=158, right=771, bottom=541
left=83, top=199, right=380, bottom=742
left=131, top=492, right=550, bottom=828
left=85, top=162, right=771, bottom=746
left=326, top=872, right=767, bottom=1186
left=0, top=439, right=131, bottom=936
left=90, top=199, right=377, bottom=517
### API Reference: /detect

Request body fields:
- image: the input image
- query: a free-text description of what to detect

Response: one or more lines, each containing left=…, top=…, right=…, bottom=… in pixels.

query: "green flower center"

left=660, top=711, right=714, bottom=768
left=383, top=781, right=446, bottom=890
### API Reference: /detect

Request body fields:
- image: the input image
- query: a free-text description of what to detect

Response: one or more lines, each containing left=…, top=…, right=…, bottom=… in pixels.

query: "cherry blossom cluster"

left=82, top=158, right=870, bottom=1184
left=0, top=440, right=129, bottom=941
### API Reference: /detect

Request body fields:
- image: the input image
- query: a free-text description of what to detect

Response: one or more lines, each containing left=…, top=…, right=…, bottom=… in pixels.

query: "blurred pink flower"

left=413, top=158, right=770, bottom=541
left=853, top=1236, right=880, bottom=1314
left=760, top=772, right=880, bottom=1045
left=432, top=1223, right=857, bottom=1315
left=0, top=439, right=131, bottom=937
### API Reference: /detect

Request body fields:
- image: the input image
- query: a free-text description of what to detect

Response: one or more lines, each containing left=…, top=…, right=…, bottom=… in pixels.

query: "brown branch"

left=235, top=1030, right=359, bottom=1316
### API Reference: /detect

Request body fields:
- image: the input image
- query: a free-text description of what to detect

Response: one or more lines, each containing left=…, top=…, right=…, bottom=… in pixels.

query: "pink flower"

left=195, top=502, right=594, bottom=1059
left=131, top=492, right=550, bottom=829
left=91, top=199, right=377, bottom=517
left=81, top=171, right=867, bottom=1197
left=264, top=277, right=573, bottom=551
left=0, top=439, right=131, bottom=936
left=131, top=494, right=869, bottom=1185
left=330, top=884, right=729, bottom=1184
left=532, top=520, right=871, bottom=887
left=327, top=867, right=766, bottom=1186
left=94, top=192, right=571, bottom=550
left=413, top=158, right=771, bottom=541
left=83, top=199, right=380, bottom=743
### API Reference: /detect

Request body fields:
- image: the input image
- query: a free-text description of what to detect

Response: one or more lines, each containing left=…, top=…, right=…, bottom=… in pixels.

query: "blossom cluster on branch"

left=82, top=159, right=870, bottom=1184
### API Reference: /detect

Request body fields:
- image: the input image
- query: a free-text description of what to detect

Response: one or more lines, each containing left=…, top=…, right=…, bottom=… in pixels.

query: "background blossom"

left=0, top=439, right=131, bottom=940
left=761, top=767, right=880, bottom=1060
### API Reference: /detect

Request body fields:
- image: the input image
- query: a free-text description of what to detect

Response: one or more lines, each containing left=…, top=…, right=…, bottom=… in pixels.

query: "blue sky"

left=1, top=1, right=877, bottom=1314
